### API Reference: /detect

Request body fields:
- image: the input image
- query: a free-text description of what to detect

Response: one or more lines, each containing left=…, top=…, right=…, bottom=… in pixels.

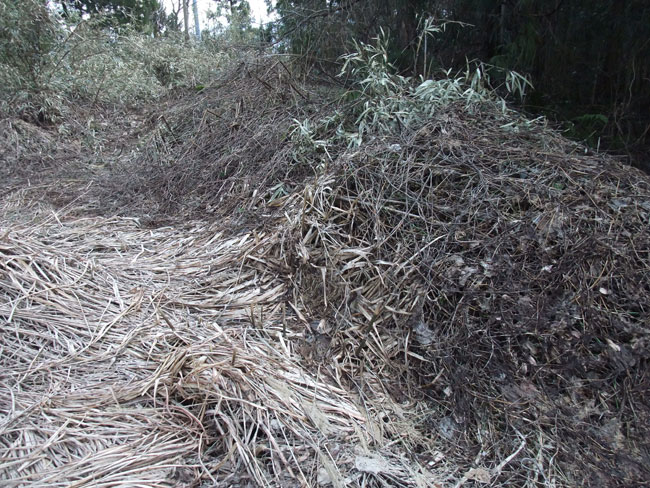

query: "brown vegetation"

left=1, top=53, right=649, bottom=487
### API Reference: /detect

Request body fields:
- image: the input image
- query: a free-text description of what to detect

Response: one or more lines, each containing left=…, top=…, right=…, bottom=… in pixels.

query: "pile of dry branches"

left=96, top=57, right=331, bottom=224
left=2, top=51, right=650, bottom=487
left=285, top=102, right=650, bottom=485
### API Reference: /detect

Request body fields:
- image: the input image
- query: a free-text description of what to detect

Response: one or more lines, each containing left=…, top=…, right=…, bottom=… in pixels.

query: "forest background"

left=3, top=0, right=645, bottom=171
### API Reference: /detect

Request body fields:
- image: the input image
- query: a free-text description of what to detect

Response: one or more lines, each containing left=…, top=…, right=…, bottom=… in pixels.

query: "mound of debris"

left=97, top=58, right=333, bottom=224
left=285, top=101, right=650, bottom=485
left=89, top=53, right=650, bottom=485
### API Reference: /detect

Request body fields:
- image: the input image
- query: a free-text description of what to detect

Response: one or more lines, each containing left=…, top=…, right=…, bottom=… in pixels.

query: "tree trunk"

left=192, top=0, right=201, bottom=39
left=182, top=0, right=190, bottom=41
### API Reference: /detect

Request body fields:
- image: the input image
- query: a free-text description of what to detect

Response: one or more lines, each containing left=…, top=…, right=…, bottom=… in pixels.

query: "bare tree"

left=182, top=0, right=189, bottom=40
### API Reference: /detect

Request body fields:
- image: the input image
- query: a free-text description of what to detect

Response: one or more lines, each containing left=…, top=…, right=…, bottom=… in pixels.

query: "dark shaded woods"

left=275, top=0, right=650, bottom=171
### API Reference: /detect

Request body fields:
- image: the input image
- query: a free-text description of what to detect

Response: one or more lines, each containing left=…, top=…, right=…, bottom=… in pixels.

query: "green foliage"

left=0, top=0, right=228, bottom=122
left=293, top=26, right=531, bottom=150
left=271, top=0, right=650, bottom=167
left=59, top=0, right=162, bottom=33
left=565, top=113, right=609, bottom=148
left=60, top=26, right=226, bottom=102
left=0, top=1, right=57, bottom=92
left=206, top=0, right=257, bottom=44
left=0, top=0, right=67, bottom=122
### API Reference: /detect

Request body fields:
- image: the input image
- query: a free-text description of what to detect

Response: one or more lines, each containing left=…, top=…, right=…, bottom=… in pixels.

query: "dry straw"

left=0, top=200, right=444, bottom=487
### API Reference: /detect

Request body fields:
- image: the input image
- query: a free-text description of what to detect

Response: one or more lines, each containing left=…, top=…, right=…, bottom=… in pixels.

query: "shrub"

left=1, top=1, right=228, bottom=121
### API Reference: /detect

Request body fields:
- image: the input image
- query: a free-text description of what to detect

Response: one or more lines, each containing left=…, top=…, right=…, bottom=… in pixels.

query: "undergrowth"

left=0, top=0, right=231, bottom=124
left=293, top=28, right=533, bottom=150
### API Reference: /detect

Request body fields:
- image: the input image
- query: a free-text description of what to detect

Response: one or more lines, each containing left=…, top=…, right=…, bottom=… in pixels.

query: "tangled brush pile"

left=96, top=34, right=650, bottom=485
left=281, top=35, right=650, bottom=486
